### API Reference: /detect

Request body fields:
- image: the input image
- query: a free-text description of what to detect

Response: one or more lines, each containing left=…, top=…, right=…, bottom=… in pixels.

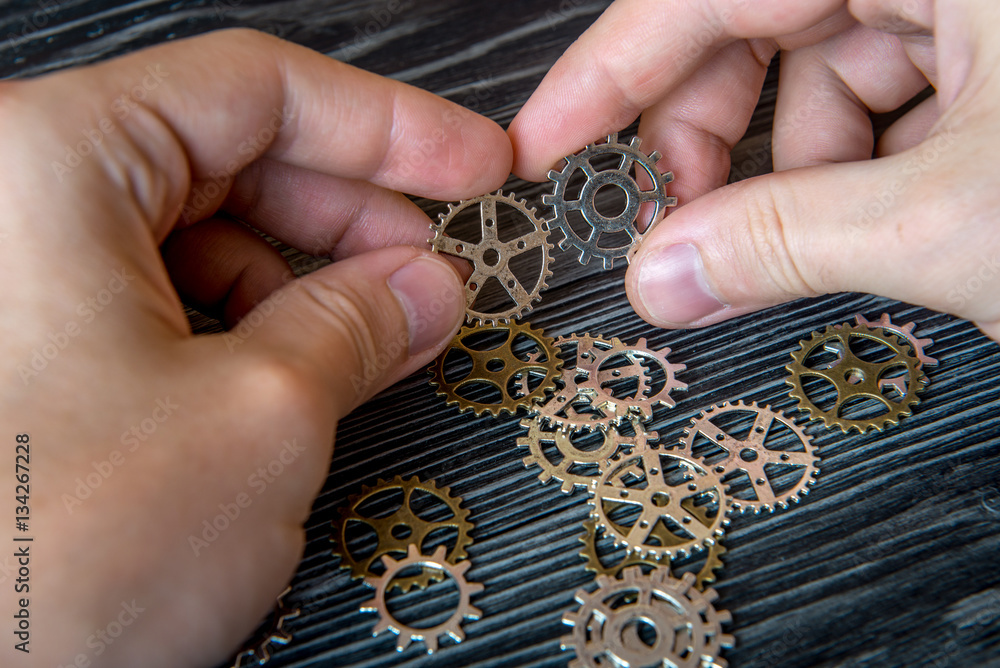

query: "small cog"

left=331, top=475, right=473, bottom=592
left=786, top=322, right=924, bottom=432
left=430, top=190, right=553, bottom=325
left=229, top=587, right=301, bottom=667
left=544, top=133, right=678, bottom=269
left=430, top=321, right=563, bottom=417
left=855, top=313, right=938, bottom=370
left=680, top=401, right=819, bottom=514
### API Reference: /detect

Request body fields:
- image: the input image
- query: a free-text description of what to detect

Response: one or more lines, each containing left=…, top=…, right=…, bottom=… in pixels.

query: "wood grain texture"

left=3, top=2, right=999, bottom=667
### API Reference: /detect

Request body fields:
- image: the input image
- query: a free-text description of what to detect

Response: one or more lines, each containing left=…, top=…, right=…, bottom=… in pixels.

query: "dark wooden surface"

left=4, top=2, right=999, bottom=667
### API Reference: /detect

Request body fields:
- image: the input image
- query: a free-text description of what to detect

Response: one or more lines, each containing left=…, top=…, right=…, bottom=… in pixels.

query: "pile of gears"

left=228, top=135, right=938, bottom=667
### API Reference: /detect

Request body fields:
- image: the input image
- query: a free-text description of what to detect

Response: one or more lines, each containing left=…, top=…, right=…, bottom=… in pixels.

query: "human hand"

left=509, top=0, right=1000, bottom=341
left=0, top=29, right=510, bottom=667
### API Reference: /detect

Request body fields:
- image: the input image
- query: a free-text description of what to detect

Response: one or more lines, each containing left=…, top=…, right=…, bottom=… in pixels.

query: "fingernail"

left=388, top=257, right=465, bottom=355
left=637, top=244, right=727, bottom=325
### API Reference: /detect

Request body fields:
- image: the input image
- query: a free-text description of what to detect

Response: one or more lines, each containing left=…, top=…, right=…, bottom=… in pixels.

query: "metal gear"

left=561, top=568, right=735, bottom=668
left=517, top=416, right=657, bottom=493
left=361, top=543, right=484, bottom=654
left=230, top=587, right=300, bottom=667
left=680, top=401, right=819, bottom=514
left=575, top=335, right=688, bottom=421
left=430, top=190, right=553, bottom=325
left=786, top=322, right=925, bottom=433
left=543, top=133, right=677, bottom=269
left=331, top=475, right=473, bottom=592
left=530, top=334, right=624, bottom=432
left=855, top=313, right=938, bottom=369
left=589, top=448, right=730, bottom=560
left=430, top=321, right=563, bottom=417
left=578, top=518, right=726, bottom=591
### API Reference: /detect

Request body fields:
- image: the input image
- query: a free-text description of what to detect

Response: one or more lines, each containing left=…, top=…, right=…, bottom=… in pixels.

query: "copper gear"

left=578, top=518, right=726, bottom=591
left=530, top=334, right=623, bottom=432
left=589, top=448, right=730, bottom=560
left=517, top=416, right=657, bottom=493
left=574, top=335, right=688, bottom=420
left=229, top=587, right=300, bottom=667
left=680, top=401, right=819, bottom=514
left=544, top=133, right=678, bottom=269
left=430, top=190, right=553, bottom=325
left=855, top=313, right=938, bottom=369
left=361, top=544, right=484, bottom=654
left=561, top=568, right=735, bottom=668
left=429, top=321, right=563, bottom=417
left=786, top=322, right=925, bottom=432
left=331, top=475, right=473, bottom=592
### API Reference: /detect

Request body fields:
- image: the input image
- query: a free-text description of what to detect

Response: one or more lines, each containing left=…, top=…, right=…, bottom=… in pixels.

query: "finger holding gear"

left=430, top=190, right=554, bottom=325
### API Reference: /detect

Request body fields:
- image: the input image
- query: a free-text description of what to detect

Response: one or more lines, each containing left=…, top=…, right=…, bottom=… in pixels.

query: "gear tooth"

left=648, top=150, right=662, bottom=163
left=606, top=132, right=619, bottom=145
left=720, top=632, right=736, bottom=647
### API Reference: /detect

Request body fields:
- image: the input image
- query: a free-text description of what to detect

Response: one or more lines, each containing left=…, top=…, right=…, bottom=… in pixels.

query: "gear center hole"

left=739, top=448, right=758, bottom=463
left=594, top=184, right=628, bottom=218
left=482, top=248, right=501, bottom=266
left=651, top=492, right=670, bottom=507
left=486, top=358, right=506, bottom=373
left=621, top=617, right=659, bottom=649
left=845, top=368, right=865, bottom=385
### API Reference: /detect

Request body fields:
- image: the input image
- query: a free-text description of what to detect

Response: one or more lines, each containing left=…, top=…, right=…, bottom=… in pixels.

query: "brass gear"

left=429, top=321, right=563, bottom=417
left=229, top=587, right=300, bottom=667
left=517, top=416, right=657, bottom=493
left=561, top=568, right=734, bottom=668
left=361, top=544, right=483, bottom=654
left=430, top=190, right=553, bottom=325
left=578, top=518, right=726, bottom=591
left=331, top=475, right=473, bottom=592
left=786, top=322, right=925, bottom=433
left=589, top=448, right=730, bottom=560
left=680, top=401, right=819, bottom=514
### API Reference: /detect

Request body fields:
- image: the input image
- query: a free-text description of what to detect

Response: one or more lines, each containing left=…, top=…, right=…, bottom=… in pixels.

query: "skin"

left=509, top=0, right=1000, bottom=341
left=0, top=29, right=510, bottom=668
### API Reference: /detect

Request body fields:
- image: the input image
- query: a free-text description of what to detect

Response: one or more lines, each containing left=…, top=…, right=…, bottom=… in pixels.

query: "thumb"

left=625, top=126, right=1000, bottom=333
left=235, top=247, right=466, bottom=413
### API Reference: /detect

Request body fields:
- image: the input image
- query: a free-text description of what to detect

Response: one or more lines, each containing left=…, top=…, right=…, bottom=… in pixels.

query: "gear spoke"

left=434, top=236, right=476, bottom=260
left=496, top=266, right=531, bottom=306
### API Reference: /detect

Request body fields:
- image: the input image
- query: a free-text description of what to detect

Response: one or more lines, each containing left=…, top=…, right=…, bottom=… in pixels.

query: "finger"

left=625, top=128, right=991, bottom=328
left=32, top=29, right=511, bottom=241
left=508, top=0, right=845, bottom=181
left=161, top=218, right=293, bottom=327
left=222, top=158, right=434, bottom=260
left=773, top=23, right=929, bottom=170
left=848, top=0, right=934, bottom=34
left=637, top=39, right=775, bottom=203
left=877, top=94, right=939, bottom=155
left=233, top=247, right=466, bottom=413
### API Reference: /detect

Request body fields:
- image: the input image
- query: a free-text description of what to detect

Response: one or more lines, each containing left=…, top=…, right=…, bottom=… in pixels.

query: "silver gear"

left=360, top=544, right=483, bottom=654
left=543, top=133, right=677, bottom=269
left=855, top=313, right=938, bottom=369
left=517, top=416, right=657, bottom=493
left=589, top=448, right=730, bottom=560
left=430, top=190, right=553, bottom=325
left=561, top=568, right=735, bottom=668
left=680, top=401, right=819, bottom=514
